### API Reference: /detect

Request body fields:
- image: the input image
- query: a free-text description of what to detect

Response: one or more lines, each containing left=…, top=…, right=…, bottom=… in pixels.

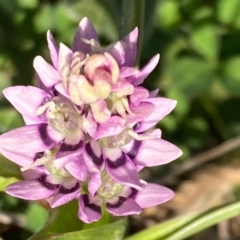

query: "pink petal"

left=132, top=54, right=160, bottom=86
left=122, top=27, right=138, bottom=67
left=3, top=86, right=50, bottom=122
left=47, top=30, right=59, bottom=70
left=134, top=183, right=174, bottom=208
left=133, top=138, right=183, bottom=167
left=33, top=56, right=61, bottom=88
left=6, top=179, right=57, bottom=200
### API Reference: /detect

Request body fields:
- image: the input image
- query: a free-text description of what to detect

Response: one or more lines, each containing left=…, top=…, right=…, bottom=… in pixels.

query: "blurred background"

left=1, top=0, right=240, bottom=239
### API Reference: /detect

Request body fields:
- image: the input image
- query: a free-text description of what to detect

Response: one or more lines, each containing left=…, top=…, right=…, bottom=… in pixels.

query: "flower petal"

left=106, top=197, right=141, bottom=216
left=72, top=17, right=99, bottom=54
left=0, top=146, right=36, bottom=166
left=88, top=173, right=102, bottom=196
left=105, top=41, right=125, bottom=65
left=0, top=124, right=64, bottom=153
left=50, top=182, right=80, bottom=208
left=95, top=116, right=126, bottom=140
left=125, top=138, right=182, bottom=167
left=103, top=148, right=142, bottom=190
left=134, top=183, right=174, bottom=208
left=132, top=54, right=160, bottom=86
left=6, top=178, right=58, bottom=200
left=3, top=86, right=50, bottom=122
left=122, top=27, right=138, bottom=67
left=47, top=30, right=59, bottom=70
left=137, top=98, right=177, bottom=132
left=78, top=195, right=102, bottom=223
left=65, top=157, right=88, bottom=182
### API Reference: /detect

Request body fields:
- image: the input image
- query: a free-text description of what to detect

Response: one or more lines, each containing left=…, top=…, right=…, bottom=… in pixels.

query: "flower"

left=0, top=17, right=182, bottom=223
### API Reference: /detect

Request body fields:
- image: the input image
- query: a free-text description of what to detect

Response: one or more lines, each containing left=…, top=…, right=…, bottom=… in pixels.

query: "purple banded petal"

left=95, top=116, right=126, bottom=140
left=122, top=27, right=138, bottom=67
left=137, top=98, right=177, bottom=132
left=0, top=124, right=64, bottom=153
left=3, top=86, right=50, bottom=122
left=65, top=157, right=88, bottom=182
left=78, top=195, right=102, bottom=223
left=134, top=183, right=174, bottom=208
left=22, top=168, right=45, bottom=180
left=72, top=17, right=99, bottom=54
left=103, top=148, right=142, bottom=190
left=50, top=182, right=80, bottom=208
left=130, top=138, right=183, bottom=167
left=132, top=54, right=160, bottom=86
left=6, top=178, right=58, bottom=200
left=47, top=30, right=59, bottom=70
left=106, top=197, right=141, bottom=216
left=33, top=56, right=61, bottom=88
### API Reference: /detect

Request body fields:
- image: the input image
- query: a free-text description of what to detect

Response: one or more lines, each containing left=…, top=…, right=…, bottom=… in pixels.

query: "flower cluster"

left=0, top=18, right=182, bottom=223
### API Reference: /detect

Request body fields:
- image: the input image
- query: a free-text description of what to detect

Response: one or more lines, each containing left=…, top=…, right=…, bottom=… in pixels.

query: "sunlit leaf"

left=222, top=56, right=240, bottom=96
left=0, top=176, right=18, bottom=191
left=26, top=203, right=49, bottom=233
left=217, top=0, right=240, bottom=28
left=170, top=58, right=212, bottom=97
left=190, top=24, right=218, bottom=62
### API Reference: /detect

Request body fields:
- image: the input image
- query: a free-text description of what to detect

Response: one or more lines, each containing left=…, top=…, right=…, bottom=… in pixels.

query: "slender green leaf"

left=125, top=213, right=199, bottom=240
left=165, top=202, right=240, bottom=240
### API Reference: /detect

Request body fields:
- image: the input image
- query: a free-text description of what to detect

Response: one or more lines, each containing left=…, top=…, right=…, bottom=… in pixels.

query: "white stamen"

left=21, top=157, right=49, bottom=172
left=128, top=129, right=158, bottom=141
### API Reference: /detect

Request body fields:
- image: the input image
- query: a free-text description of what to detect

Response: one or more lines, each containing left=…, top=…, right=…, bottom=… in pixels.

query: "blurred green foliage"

left=1, top=0, right=240, bottom=238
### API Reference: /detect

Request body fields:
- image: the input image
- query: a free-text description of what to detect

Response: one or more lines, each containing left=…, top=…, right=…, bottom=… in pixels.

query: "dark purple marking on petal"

left=85, top=143, right=104, bottom=166
left=127, top=140, right=141, bottom=160
left=38, top=124, right=54, bottom=146
left=59, top=141, right=83, bottom=152
left=34, top=152, right=44, bottom=161
left=106, top=197, right=125, bottom=209
left=82, top=195, right=101, bottom=213
left=38, top=175, right=59, bottom=190
left=128, top=188, right=138, bottom=199
left=106, top=154, right=126, bottom=169
left=59, top=182, right=80, bottom=194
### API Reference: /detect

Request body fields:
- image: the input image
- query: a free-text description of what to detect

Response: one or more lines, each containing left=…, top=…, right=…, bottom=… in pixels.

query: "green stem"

left=133, top=0, right=145, bottom=67
left=119, top=0, right=145, bottom=66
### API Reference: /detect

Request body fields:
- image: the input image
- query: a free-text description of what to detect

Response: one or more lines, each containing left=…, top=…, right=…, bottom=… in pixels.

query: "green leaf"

left=157, top=0, right=181, bottom=29
left=48, top=200, right=83, bottom=234
left=222, top=56, right=240, bottom=96
left=217, top=0, right=240, bottom=28
left=26, top=203, right=49, bottom=233
left=125, top=212, right=199, bottom=240
left=0, top=176, right=18, bottom=191
left=164, top=202, right=240, bottom=240
left=170, top=58, right=212, bottom=97
left=0, top=154, right=21, bottom=179
left=45, top=219, right=126, bottom=240
left=190, top=24, right=218, bottom=62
